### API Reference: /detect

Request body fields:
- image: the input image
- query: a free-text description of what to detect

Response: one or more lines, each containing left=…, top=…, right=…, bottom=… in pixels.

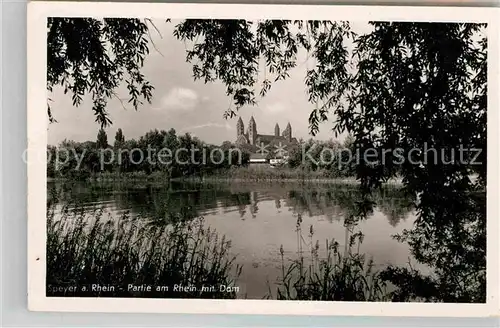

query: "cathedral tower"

left=237, top=117, right=244, bottom=137
left=282, top=122, right=292, bottom=142
left=275, top=123, right=280, bottom=137
left=248, top=116, right=257, bottom=145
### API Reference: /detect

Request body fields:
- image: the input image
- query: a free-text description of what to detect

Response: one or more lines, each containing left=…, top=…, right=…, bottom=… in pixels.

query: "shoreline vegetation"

left=270, top=216, right=390, bottom=301
left=47, top=166, right=404, bottom=185
left=47, top=207, right=242, bottom=299
left=47, top=205, right=390, bottom=301
left=47, top=172, right=484, bottom=302
left=47, top=128, right=372, bottom=183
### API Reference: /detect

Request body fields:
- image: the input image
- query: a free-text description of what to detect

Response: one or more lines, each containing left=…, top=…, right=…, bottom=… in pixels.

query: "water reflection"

left=47, top=180, right=485, bottom=302
left=48, top=181, right=414, bottom=227
left=48, top=181, right=419, bottom=299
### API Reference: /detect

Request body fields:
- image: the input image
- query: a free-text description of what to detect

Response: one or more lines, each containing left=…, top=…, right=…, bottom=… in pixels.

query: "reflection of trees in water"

left=49, top=181, right=413, bottom=227
left=283, top=186, right=413, bottom=227
left=375, top=188, right=415, bottom=227
left=248, top=191, right=258, bottom=218
left=273, top=184, right=486, bottom=303
left=380, top=190, right=486, bottom=303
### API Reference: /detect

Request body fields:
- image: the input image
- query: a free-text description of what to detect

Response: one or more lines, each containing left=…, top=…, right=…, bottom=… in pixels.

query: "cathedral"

left=235, top=116, right=298, bottom=154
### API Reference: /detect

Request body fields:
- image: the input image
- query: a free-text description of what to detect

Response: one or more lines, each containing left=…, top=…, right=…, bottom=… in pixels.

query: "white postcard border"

left=27, top=1, right=500, bottom=317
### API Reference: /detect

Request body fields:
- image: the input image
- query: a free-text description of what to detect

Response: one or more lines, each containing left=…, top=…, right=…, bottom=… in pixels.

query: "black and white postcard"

left=27, top=2, right=500, bottom=316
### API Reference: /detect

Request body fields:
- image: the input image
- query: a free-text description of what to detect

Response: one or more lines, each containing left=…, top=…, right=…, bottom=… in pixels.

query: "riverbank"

left=173, top=167, right=404, bottom=185
left=177, top=176, right=404, bottom=185
left=48, top=171, right=170, bottom=183
left=48, top=167, right=404, bottom=185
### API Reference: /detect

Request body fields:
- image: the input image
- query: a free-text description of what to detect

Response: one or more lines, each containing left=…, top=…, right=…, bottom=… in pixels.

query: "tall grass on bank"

left=47, top=171, right=172, bottom=183
left=93, top=171, right=171, bottom=182
left=182, top=167, right=403, bottom=185
left=47, top=207, right=241, bottom=298
left=270, top=215, right=389, bottom=301
left=183, top=166, right=355, bottom=183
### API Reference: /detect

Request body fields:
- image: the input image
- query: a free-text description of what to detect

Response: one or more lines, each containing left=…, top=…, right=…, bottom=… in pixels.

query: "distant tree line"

left=47, top=128, right=250, bottom=181
left=286, top=135, right=357, bottom=178
left=47, top=127, right=372, bottom=181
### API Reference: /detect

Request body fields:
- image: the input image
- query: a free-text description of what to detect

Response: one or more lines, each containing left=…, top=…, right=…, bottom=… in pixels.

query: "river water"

left=48, top=180, right=421, bottom=299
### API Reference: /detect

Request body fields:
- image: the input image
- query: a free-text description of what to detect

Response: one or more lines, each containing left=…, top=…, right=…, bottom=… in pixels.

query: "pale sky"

left=48, top=20, right=373, bottom=146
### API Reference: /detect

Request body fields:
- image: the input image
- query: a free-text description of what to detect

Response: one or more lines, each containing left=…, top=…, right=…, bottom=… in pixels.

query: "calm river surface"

left=48, top=180, right=422, bottom=299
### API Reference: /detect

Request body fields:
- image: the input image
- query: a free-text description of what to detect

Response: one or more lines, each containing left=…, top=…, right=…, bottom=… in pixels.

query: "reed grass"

left=92, top=171, right=171, bottom=182
left=46, top=206, right=241, bottom=298
left=269, top=216, right=389, bottom=301
left=221, top=167, right=333, bottom=181
left=180, top=167, right=403, bottom=185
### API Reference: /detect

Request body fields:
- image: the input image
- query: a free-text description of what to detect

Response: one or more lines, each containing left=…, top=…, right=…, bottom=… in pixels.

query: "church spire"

left=248, top=116, right=257, bottom=145
left=283, top=122, right=292, bottom=141
left=274, top=123, right=280, bottom=137
left=236, top=117, right=244, bottom=137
